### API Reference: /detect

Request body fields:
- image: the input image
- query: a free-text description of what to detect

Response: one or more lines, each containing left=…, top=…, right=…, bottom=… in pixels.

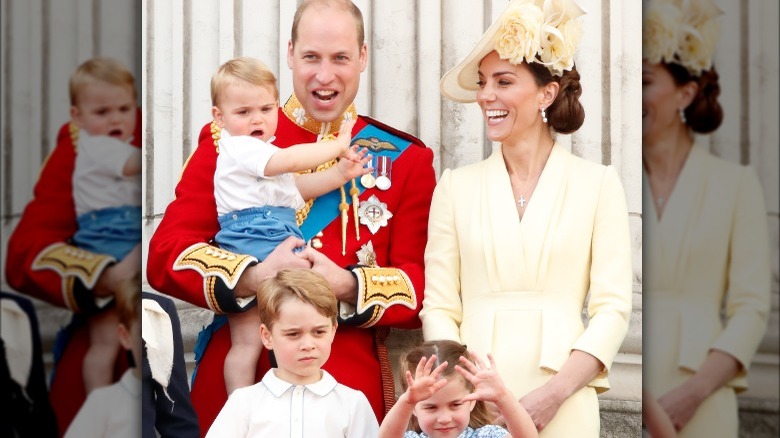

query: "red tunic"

left=147, top=98, right=436, bottom=435
left=5, top=114, right=141, bottom=436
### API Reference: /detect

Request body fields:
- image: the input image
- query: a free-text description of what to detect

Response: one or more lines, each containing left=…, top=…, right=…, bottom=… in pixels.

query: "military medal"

left=356, top=241, right=378, bottom=267
left=358, top=195, right=393, bottom=234
left=375, top=156, right=392, bottom=190
left=360, top=173, right=376, bottom=188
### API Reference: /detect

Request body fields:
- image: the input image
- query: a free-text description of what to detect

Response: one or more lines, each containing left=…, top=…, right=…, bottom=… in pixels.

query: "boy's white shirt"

left=72, top=130, right=141, bottom=215
left=206, top=369, right=379, bottom=438
left=63, top=369, right=141, bottom=438
left=214, top=129, right=305, bottom=216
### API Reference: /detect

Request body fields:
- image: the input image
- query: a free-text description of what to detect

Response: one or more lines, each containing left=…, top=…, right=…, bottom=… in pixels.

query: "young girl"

left=380, top=340, right=537, bottom=438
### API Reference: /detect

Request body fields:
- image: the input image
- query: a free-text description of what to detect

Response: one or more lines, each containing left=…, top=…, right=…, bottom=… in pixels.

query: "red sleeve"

left=146, top=122, right=255, bottom=313
left=5, top=124, right=78, bottom=308
left=6, top=111, right=142, bottom=311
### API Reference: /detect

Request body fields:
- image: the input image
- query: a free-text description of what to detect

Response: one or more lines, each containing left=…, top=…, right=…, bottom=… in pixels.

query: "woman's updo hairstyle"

left=526, top=61, right=585, bottom=134
left=664, top=62, right=723, bottom=133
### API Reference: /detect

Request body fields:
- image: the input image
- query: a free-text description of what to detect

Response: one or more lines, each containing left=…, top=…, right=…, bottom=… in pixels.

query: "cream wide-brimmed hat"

left=440, top=0, right=586, bottom=103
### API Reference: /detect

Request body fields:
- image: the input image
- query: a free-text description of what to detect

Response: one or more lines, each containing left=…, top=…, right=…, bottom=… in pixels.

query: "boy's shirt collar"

left=262, top=368, right=338, bottom=397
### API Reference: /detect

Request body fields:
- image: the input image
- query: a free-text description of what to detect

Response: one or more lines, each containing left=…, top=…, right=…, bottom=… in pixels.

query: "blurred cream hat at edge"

left=642, top=0, right=724, bottom=76
left=440, top=0, right=587, bottom=103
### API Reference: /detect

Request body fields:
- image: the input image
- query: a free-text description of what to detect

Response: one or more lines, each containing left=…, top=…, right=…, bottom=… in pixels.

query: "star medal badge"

left=358, top=195, right=393, bottom=234
left=356, top=241, right=378, bottom=267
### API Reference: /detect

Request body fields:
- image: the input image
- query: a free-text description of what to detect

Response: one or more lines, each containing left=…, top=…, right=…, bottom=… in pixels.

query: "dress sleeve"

left=420, top=168, right=463, bottom=342
left=571, top=166, right=633, bottom=377
left=710, top=166, right=770, bottom=385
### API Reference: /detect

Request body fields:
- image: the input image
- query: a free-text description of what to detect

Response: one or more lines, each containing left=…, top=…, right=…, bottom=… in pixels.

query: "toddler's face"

left=259, top=298, right=336, bottom=386
left=412, top=377, right=475, bottom=438
left=71, top=80, right=136, bottom=142
left=213, top=81, right=278, bottom=142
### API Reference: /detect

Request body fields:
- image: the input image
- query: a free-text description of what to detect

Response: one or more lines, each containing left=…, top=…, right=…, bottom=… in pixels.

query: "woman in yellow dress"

left=420, top=0, right=633, bottom=436
left=642, top=0, right=770, bottom=436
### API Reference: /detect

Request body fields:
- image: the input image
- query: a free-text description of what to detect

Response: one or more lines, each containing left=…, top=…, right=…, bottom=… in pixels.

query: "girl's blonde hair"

left=399, top=340, right=495, bottom=432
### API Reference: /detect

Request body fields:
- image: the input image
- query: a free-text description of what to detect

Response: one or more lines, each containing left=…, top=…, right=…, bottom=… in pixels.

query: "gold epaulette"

left=172, top=243, right=257, bottom=291
left=351, top=267, right=416, bottom=327
left=32, top=243, right=116, bottom=289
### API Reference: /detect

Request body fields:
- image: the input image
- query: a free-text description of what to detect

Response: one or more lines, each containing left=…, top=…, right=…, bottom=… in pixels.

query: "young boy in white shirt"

left=206, top=269, right=379, bottom=437
left=64, top=274, right=141, bottom=438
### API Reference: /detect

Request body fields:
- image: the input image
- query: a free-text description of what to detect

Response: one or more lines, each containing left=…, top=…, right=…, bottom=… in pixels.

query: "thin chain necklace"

left=515, top=144, right=553, bottom=208
left=517, top=170, right=543, bottom=208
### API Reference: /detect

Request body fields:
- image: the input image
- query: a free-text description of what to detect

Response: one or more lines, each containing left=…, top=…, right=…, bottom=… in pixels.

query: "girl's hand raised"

left=455, top=352, right=511, bottom=404
left=403, top=355, right=449, bottom=406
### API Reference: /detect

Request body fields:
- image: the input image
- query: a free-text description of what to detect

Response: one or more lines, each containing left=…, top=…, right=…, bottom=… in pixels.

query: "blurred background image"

left=1, top=0, right=140, bottom=436
left=641, top=0, right=778, bottom=436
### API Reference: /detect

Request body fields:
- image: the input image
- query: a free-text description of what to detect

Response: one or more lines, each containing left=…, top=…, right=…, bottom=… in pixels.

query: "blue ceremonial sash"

left=299, top=123, right=413, bottom=241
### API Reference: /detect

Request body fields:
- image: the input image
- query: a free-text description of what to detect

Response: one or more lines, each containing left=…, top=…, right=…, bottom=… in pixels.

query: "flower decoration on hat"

left=439, top=0, right=586, bottom=102
left=496, top=0, right=586, bottom=77
left=643, top=0, right=723, bottom=76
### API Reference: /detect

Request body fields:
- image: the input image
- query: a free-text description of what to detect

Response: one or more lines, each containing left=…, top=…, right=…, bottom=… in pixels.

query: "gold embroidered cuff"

left=173, top=243, right=257, bottom=291
left=32, top=243, right=115, bottom=290
left=352, top=267, right=417, bottom=316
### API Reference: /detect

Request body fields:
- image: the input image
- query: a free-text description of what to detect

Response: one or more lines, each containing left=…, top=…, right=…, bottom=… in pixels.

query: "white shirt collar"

left=261, top=368, right=338, bottom=398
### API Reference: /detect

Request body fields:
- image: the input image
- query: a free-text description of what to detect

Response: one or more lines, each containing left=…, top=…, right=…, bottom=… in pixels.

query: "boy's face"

left=212, top=81, right=278, bottom=142
left=71, top=80, right=136, bottom=142
left=259, top=298, right=336, bottom=386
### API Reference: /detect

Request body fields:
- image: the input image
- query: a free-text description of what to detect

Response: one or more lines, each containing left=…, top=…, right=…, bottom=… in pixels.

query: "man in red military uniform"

left=147, top=0, right=436, bottom=434
left=5, top=113, right=142, bottom=435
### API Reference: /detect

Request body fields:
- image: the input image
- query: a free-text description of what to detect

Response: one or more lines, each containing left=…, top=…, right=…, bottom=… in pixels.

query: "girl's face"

left=412, top=376, right=475, bottom=438
left=476, top=51, right=547, bottom=144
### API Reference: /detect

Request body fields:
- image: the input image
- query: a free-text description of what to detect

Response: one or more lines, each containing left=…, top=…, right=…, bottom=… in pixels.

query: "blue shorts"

left=73, top=205, right=142, bottom=260
left=214, top=206, right=304, bottom=261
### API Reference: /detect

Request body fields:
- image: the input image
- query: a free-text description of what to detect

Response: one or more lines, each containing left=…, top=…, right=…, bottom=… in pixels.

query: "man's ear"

left=260, top=324, right=273, bottom=350
left=287, top=40, right=295, bottom=69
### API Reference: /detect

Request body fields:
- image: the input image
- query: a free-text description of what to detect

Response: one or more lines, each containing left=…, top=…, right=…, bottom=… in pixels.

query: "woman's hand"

left=518, top=383, right=565, bottom=431
left=657, top=381, right=706, bottom=432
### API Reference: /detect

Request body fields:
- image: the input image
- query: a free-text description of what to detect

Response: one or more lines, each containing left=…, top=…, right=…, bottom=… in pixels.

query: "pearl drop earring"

left=541, top=106, right=548, bottom=124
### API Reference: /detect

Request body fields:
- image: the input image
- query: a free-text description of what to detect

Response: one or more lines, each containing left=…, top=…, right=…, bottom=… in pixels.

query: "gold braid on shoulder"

left=69, top=122, right=79, bottom=151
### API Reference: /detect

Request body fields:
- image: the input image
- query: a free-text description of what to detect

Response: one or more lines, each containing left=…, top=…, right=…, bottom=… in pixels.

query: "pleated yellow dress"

left=422, top=144, right=633, bottom=437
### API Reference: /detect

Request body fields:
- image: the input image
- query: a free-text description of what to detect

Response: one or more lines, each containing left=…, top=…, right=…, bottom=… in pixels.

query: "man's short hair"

left=291, top=0, right=365, bottom=47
